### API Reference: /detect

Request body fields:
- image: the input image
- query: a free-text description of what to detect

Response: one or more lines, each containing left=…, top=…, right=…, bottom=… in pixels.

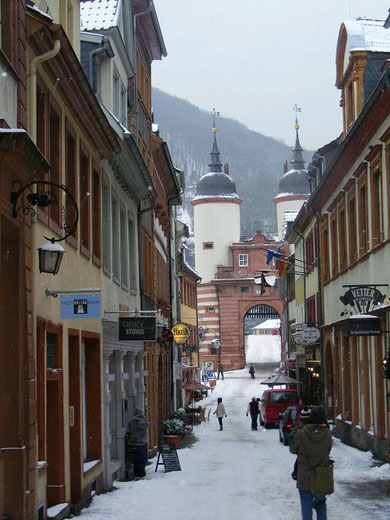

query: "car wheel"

left=283, top=433, right=289, bottom=446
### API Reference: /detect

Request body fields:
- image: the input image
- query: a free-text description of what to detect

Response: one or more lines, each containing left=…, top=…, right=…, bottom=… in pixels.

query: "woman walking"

left=213, top=397, right=227, bottom=430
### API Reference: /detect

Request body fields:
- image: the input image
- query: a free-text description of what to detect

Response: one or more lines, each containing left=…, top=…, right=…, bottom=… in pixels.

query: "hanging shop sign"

left=159, top=327, right=174, bottom=345
left=340, top=285, right=386, bottom=314
left=171, top=322, right=191, bottom=344
left=348, top=314, right=382, bottom=336
left=119, top=317, right=156, bottom=341
left=60, top=293, right=101, bottom=319
left=292, top=326, right=320, bottom=346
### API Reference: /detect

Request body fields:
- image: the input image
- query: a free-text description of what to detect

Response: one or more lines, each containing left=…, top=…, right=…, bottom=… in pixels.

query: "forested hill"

left=152, top=88, right=313, bottom=236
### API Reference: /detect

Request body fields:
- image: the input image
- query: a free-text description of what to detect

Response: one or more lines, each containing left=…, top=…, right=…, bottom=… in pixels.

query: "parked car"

left=259, top=388, right=299, bottom=428
left=278, top=406, right=297, bottom=445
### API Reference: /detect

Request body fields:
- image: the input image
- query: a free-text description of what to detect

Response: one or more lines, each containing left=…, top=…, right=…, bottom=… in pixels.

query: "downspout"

left=133, top=0, right=152, bottom=144
left=88, top=36, right=109, bottom=91
left=29, top=33, right=61, bottom=143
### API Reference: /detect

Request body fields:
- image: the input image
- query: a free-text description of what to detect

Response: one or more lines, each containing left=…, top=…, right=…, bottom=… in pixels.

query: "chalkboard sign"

left=155, top=443, right=181, bottom=473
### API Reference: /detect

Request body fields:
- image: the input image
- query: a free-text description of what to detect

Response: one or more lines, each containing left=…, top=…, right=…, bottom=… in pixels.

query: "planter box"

left=162, top=435, right=182, bottom=449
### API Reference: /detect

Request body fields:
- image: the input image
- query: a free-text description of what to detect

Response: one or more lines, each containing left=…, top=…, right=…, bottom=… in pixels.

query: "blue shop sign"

left=60, top=293, right=101, bottom=319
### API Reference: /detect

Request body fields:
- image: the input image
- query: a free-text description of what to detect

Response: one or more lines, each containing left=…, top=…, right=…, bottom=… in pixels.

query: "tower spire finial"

left=291, top=105, right=305, bottom=169
left=209, top=108, right=222, bottom=172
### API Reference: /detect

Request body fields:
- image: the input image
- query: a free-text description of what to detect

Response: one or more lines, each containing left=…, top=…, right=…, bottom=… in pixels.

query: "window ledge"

left=83, top=459, right=101, bottom=474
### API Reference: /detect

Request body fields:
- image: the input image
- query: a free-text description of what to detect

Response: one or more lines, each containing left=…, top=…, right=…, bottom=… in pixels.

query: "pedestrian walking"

left=289, top=407, right=311, bottom=477
left=127, top=407, right=149, bottom=480
left=289, top=406, right=333, bottom=520
left=246, top=396, right=259, bottom=430
left=294, top=399, right=305, bottom=424
left=213, top=397, right=227, bottom=430
left=217, top=362, right=224, bottom=380
left=248, top=363, right=255, bottom=379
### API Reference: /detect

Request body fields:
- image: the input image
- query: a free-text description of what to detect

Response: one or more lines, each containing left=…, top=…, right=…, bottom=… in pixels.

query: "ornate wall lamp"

left=10, top=180, right=79, bottom=274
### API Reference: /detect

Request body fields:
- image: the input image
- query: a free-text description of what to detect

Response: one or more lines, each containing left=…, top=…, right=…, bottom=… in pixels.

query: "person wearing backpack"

left=289, top=406, right=333, bottom=520
left=246, top=396, right=260, bottom=430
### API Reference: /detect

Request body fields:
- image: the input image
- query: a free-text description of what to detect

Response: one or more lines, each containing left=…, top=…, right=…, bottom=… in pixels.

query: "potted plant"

left=171, top=408, right=190, bottom=426
left=161, top=418, right=184, bottom=449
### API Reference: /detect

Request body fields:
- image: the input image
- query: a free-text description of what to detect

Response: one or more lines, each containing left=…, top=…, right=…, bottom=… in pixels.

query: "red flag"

left=276, top=259, right=288, bottom=279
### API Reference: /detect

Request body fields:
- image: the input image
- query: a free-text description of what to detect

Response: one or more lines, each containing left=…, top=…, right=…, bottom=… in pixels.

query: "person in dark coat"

left=289, top=406, right=332, bottom=520
left=217, top=362, right=224, bottom=380
left=127, top=407, right=149, bottom=479
left=248, top=363, right=255, bottom=379
left=246, top=396, right=260, bottom=430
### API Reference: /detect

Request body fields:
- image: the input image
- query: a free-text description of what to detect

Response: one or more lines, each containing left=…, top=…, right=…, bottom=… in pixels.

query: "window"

left=48, top=101, right=61, bottom=226
left=79, top=147, right=90, bottom=255
left=321, top=217, right=329, bottom=283
left=65, top=122, right=77, bottom=245
left=306, top=295, right=316, bottom=326
left=370, top=167, right=382, bottom=246
left=46, top=332, right=56, bottom=369
left=120, top=82, right=127, bottom=125
left=113, top=67, right=120, bottom=117
left=330, top=213, right=338, bottom=277
left=358, top=181, right=368, bottom=255
left=203, top=242, right=214, bottom=250
left=111, top=190, right=119, bottom=282
left=102, top=174, right=111, bottom=275
left=207, top=306, right=214, bottom=312
left=347, top=190, right=357, bottom=264
left=120, top=204, right=128, bottom=288
left=338, top=206, right=347, bottom=271
left=92, top=167, right=101, bottom=264
left=305, top=231, right=315, bottom=270
left=241, top=287, right=248, bottom=292
left=128, top=217, right=137, bottom=290
left=239, top=254, right=248, bottom=266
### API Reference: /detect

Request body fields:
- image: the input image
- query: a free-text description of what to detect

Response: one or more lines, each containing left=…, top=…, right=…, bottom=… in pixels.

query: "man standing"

left=127, top=407, right=149, bottom=480
left=289, top=406, right=332, bottom=520
left=248, top=363, right=255, bottom=379
left=246, top=396, right=260, bottom=430
left=217, top=362, right=224, bottom=380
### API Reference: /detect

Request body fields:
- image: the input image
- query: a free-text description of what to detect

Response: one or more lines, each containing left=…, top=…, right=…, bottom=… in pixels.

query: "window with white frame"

left=102, top=173, right=111, bottom=275
left=113, top=67, right=120, bottom=118
left=128, top=217, right=137, bottom=291
left=239, top=254, right=248, bottom=266
left=111, top=189, right=119, bottom=282
left=120, top=82, right=127, bottom=126
left=120, top=204, right=129, bottom=288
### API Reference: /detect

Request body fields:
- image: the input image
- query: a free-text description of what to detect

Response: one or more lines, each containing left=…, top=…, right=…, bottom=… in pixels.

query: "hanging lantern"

left=38, top=241, right=65, bottom=275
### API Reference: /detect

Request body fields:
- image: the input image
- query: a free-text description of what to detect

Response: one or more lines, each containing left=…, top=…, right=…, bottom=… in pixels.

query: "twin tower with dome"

left=190, top=116, right=310, bottom=370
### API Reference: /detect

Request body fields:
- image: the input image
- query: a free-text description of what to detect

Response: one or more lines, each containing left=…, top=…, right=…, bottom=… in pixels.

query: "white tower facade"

left=191, top=130, right=242, bottom=283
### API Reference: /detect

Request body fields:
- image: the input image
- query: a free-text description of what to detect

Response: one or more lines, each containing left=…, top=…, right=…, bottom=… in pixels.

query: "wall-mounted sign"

left=171, top=322, right=191, bottom=344
left=340, top=285, right=386, bottom=314
left=119, top=317, right=156, bottom=341
left=204, top=361, right=214, bottom=371
left=60, top=293, right=101, bottom=319
left=292, top=327, right=320, bottom=346
left=348, top=314, right=382, bottom=336
left=159, top=327, right=174, bottom=345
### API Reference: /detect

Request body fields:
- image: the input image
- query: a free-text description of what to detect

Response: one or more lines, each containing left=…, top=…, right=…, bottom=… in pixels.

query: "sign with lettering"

left=155, top=443, right=181, bottom=473
left=340, top=285, right=386, bottom=314
left=348, top=315, right=382, bottom=336
left=119, top=317, right=156, bottom=341
left=171, top=322, right=191, bottom=344
left=60, top=293, right=101, bottom=319
left=292, top=327, right=320, bottom=346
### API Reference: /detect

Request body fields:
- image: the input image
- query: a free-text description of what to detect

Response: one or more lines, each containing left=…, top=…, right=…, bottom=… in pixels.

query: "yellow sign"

left=171, top=322, right=191, bottom=344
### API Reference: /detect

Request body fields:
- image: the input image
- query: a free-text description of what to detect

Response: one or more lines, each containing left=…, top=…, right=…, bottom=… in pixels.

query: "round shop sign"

left=171, top=322, right=191, bottom=344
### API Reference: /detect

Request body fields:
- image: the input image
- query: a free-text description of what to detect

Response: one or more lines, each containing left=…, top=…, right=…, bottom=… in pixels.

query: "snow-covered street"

left=79, top=367, right=390, bottom=520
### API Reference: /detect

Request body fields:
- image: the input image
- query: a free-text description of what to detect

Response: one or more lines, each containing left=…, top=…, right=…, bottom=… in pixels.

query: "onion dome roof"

left=193, top=130, right=240, bottom=200
left=277, top=122, right=310, bottom=196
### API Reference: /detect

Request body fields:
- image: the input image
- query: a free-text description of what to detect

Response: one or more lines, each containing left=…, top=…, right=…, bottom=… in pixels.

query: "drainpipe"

left=133, top=0, right=153, bottom=144
left=88, top=36, right=109, bottom=92
left=29, top=31, right=61, bottom=143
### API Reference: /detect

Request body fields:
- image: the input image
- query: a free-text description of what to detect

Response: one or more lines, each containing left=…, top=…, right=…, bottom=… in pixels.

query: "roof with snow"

left=252, top=319, right=280, bottom=330
left=80, top=0, right=119, bottom=31
left=343, top=19, right=390, bottom=53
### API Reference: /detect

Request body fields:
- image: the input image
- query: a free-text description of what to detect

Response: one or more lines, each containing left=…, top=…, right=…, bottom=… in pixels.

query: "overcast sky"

left=152, top=0, right=389, bottom=150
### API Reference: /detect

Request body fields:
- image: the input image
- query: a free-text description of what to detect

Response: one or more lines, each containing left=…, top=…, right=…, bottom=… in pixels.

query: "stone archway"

left=243, top=304, right=281, bottom=365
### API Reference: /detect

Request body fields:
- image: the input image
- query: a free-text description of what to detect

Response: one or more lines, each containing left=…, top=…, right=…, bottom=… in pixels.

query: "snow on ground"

left=245, top=334, right=281, bottom=364
left=78, top=367, right=390, bottom=520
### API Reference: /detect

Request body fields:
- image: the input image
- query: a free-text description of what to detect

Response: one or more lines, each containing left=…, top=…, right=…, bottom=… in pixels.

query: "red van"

left=259, top=389, right=299, bottom=428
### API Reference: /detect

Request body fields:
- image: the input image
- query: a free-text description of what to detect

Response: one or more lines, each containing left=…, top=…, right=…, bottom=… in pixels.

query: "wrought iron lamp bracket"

left=10, top=180, right=79, bottom=243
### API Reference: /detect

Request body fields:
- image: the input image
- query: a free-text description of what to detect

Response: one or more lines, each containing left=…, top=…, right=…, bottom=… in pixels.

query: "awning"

left=261, top=373, right=301, bottom=386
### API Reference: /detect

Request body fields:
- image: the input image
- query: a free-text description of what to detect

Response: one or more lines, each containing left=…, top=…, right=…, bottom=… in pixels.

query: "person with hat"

left=127, top=407, right=150, bottom=480
left=289, top=405, right=332, bottom=520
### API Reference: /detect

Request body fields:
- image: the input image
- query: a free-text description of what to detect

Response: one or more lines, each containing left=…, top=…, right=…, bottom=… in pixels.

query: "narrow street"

left=79, top=366, right=389, bottom=520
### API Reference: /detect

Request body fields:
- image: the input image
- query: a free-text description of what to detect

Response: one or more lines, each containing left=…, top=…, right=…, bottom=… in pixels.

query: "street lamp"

left=10, top=180, right=78, bottom=275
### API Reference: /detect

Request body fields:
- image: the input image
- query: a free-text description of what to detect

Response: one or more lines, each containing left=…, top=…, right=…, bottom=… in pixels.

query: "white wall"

left=275, top=198, right=306, bottom=240
left=193, top=201, right=240, bottom=282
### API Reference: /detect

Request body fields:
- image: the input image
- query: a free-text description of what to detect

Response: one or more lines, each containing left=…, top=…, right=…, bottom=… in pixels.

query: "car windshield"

left=270, top=392, right=298, bottom=404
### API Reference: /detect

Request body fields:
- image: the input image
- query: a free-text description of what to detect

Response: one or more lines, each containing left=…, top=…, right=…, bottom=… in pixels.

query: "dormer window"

left=239, top=254, right=248, bottom=266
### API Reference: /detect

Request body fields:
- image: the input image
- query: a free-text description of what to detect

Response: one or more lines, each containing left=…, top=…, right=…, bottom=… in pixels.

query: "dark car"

left=278, top=406, right=297, bottom=445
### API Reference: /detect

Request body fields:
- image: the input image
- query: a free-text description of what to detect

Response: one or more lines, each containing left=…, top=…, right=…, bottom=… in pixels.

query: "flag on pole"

left=266, top=249, right=283, bottom=265
left=276, top=259, right=288, bottom=279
